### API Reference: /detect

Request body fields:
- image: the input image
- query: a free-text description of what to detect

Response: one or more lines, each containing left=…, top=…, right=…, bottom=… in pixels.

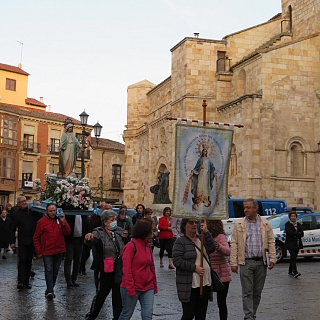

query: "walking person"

left=173, top=218, right=216, bottom=320
left=285, top=210, right=304, bottom=278
left=230, top=198, right=276, bottom=320
left=119, top=218, right=158, bottom=320
left=9, top=196, right=42, bottom=290
left=207, top=220, right=232, bottom=320
left=0, top=209, right=11, bottom=259
left=33, top=203, right=71, bottom=299
left=64, top=214, right=88, bottom=288
left=158, top=207, right=174, bottom=269
left=85, top=210, right=129, bottom=320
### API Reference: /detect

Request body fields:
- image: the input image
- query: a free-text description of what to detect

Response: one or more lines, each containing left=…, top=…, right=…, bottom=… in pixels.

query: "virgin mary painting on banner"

left=172, top=124, right=233, bottom=219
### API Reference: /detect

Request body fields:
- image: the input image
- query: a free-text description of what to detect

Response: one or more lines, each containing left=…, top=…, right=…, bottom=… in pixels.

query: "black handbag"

left=194, top=243, right=225, bottom=292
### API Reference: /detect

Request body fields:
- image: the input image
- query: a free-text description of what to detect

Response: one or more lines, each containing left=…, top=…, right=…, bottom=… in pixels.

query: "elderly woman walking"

left=85, top=210, right=130, bottom=320
left=173, top=218, right=216, bottom=320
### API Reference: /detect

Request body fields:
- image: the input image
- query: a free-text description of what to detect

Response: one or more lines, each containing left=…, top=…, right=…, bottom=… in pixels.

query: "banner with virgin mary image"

left=172, top=124, right=233, bottom=219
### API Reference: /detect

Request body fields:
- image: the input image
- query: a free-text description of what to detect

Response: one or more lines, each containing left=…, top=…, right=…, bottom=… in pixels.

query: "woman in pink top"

left=207, top=220, right=232, bottom=320
left=119, top=218, right=157, bottom=320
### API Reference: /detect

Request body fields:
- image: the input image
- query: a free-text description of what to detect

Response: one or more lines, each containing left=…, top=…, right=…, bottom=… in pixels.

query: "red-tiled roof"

left=25, top=97, right=47, bottom=108
left=0, top=102, right=81, bottom=124
left=0, top=63, right=29, bottom=76
left=97, top=137, right=124, bottom=151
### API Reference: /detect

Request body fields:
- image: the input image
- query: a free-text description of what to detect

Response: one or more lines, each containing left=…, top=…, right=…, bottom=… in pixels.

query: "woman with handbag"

left=119, top=218, right=158, bottom=320
left=172, top=218, right=216, bottom=320
left=84, top=210, right=129, bottom=320
left=207, top=220, right=232, bottom=320
left=285, top=211, right=304, bottom=278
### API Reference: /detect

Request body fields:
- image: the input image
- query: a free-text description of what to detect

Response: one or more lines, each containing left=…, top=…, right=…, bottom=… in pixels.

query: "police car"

left=266, top=212, right=320, bottom=262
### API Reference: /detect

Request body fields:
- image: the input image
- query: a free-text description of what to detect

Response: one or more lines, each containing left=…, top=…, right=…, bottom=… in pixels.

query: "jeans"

left=119, top=288, right=154, bottom=320
left=64, top=237, right=83, bottom=283
left=240, top=260, right=267, bottom=320
left=180, top=286, right=210, bottom=320
left=43, top=253, right=64, bottom=294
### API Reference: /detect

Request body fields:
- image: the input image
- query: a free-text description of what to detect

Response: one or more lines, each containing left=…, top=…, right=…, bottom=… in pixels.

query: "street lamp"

left=79, top=110, right=103, bottom=179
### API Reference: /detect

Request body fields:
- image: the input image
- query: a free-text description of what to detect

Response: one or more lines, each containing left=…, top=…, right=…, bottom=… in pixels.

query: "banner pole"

left=199, top=100, right=207, bottom=297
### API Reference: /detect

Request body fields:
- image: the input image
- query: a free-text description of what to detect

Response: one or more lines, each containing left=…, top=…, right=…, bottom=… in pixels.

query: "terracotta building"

left=0, top=63, right=124, bottom=205
left=123, top=0, right=320, bottom=209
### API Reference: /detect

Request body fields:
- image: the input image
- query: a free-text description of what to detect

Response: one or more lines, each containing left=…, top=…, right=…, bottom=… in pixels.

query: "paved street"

left=0, top=248, right=319, bottom=320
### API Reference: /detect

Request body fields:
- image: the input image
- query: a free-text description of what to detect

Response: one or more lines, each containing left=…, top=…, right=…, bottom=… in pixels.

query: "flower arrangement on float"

left=35, top=173, right=94, bottom=210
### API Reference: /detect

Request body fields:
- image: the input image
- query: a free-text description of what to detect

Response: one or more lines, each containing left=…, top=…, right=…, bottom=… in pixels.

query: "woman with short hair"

left=173, top=218, right=215, bottom=320
left=85, top=210, right=129, bottom=320
left=158, top=207, right=174, bottom=269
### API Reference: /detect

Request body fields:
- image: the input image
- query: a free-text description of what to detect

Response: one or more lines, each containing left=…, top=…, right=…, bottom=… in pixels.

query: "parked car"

left=266, top=212, right=320, bottom=262
left=284, top=206, right=313, bottom=213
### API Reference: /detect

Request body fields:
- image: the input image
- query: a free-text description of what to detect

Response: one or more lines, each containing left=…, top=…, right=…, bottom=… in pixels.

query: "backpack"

left=114, top=240, right=136, bottom=284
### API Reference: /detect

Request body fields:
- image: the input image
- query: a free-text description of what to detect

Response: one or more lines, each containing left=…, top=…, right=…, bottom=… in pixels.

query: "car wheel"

left=304, top=256, right=314, bottom=261
left=275, top=241, right=284, bottom=263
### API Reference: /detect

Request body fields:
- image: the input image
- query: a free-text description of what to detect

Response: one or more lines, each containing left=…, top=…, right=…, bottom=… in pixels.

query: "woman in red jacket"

left=207, top=220, right=232, bottom=320
left=119, top=218, right=157, bottom=320
left=158, top=207, right=174, bottom=269
left=33, top=203, right=71, bottom=299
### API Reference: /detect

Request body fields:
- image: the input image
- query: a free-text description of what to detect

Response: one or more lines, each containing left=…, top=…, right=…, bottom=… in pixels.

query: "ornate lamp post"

left=79, top=110, right=103, bottom=179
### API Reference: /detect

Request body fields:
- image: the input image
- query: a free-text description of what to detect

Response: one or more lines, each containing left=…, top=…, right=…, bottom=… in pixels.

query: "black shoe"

left=24, top=284, right=32, bottom=289
left=67, top=282, right=73, bottom=289
left=288, top=272, right=294, bottom=276
left=293, top=272, right=301, bottom=278
left=2, top=256, right=7, bottom=260
left=17, top=283, right=24, bottom=290
left=30, top=270, right=36, bottom=278
left=72, top=281, right=79, bottom=287
left=45, top=292, right=54, bottom=300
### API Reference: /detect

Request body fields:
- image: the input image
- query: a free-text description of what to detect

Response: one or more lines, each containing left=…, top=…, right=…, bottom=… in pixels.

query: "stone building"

left=89, top=138, right=125, bottom=204
left=123, top=0, right=320, bottom=209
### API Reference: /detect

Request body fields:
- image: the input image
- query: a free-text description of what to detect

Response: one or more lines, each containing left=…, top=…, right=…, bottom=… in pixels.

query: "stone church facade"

left=123, top=0, right=320, bottom=210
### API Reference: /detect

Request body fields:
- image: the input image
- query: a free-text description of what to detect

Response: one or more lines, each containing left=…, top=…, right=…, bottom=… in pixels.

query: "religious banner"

left=172, top=124, right=233, bottom=219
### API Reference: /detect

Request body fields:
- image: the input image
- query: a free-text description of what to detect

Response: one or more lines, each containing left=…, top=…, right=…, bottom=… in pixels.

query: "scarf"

left=289, top=219, right=298, bottom=230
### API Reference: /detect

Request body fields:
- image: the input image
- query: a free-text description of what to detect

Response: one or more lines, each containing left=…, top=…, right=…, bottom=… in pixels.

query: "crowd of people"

left=2, top=197, right=304, bottom=319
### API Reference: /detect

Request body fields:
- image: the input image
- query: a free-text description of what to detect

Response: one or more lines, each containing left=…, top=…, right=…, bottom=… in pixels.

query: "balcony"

left=20, top=142, right=40, bottom=153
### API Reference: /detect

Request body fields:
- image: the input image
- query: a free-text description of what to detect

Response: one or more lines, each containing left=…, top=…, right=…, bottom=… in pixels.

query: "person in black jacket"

left=64, top=214, right=89, bottom=288
left=9, top=196, right=42, bottom=290
left=284, top=211, right=304, bottom=278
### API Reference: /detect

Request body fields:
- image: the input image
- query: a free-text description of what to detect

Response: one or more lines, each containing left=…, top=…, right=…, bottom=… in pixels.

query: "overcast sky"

left=1, top=0, right=281, bottom=142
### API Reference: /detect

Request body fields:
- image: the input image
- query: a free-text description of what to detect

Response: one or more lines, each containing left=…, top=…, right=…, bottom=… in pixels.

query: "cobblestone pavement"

left=1, top=248, right=319, bottom=320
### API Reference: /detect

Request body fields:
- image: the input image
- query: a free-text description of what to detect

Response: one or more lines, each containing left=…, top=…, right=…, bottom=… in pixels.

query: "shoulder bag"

left=194, top=242, right=225, bottom=292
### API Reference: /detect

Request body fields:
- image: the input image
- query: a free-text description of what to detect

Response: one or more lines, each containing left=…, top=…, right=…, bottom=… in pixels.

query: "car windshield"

left=267, top=215, right=289, bottom=229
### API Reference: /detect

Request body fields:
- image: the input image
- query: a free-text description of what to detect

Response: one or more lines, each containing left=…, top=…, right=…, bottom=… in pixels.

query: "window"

left=0, top=150, right=16, bottom=179
left=291, top=143, right=303, bottom=176
left=23, top=134, right=34, bottom=150
left=0, top=115, right=18, bottom=146
left=50, top=138, right=60, bottom=153
left=112, top=164, right=121, bottom=188
left=50, top=163, right=59, bottom=174
left=216, top=51, right=226, bottom=72
left=6, top=78, right=16, bottom=91
left=297, top=216, right=312, bottom=231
